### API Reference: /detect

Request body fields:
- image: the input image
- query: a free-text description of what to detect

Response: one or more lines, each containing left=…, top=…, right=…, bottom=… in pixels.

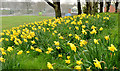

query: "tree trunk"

left=93, top=0, right=98, bottom=15
left=86, top=2, right=89, bottom=14
left=106, top=1, right=111, bottom=12
left=115, top=0, right=118, bottom=13
left=89, top=2, right=92, bottom=14
left=100, top=0, right=103, bottom=13
left=77, top=0, right=82, bottom=15
left=54, top=2, right=61, bottom=18
left=45, top=0, right=61, bottom=18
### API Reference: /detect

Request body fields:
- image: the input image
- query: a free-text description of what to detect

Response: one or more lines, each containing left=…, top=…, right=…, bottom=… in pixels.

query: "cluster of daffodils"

left=65, top=56, right=71, bottom=64
left=46, top=47, right=53, bottom=54
left=0, top=13, right=118, bottom=69
left=74, top=60, right=83, bottom=70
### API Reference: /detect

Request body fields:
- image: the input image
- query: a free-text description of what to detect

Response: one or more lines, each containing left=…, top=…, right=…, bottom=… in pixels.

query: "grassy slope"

left=99, top=14, right=118, bottom=43
left=18, top=14, right=119, bottom=69
left=1, top=16, right=53, bottom=30
left=1, top=14, right=118, bottom=69
left=1, top=16, right=53, bottom=70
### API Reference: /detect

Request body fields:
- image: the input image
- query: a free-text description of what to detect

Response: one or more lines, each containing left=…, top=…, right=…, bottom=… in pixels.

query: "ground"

left=1, top=16, right=53, bottom=30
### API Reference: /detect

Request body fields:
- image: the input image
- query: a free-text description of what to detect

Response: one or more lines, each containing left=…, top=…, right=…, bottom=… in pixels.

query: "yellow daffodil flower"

left=47, top=62, right=53, bottom=69
left=65, top=60, right=70, bottom=64
left=108, top=44, right=117, bottom=52
left=76, top=60, right=83, bottom=65
left=54, top=41, right=59, bottom=46
left=93, top=58, right=102, bottom=69
left=94, top=39, right=99, bottom=44
left=105, top=35, right=109, bottom=40
left=70, top=43, right=76, bottom=52
left=17, top=50, right=23, bottom=55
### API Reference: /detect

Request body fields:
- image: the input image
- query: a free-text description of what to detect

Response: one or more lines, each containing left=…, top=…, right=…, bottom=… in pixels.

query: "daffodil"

left=86, top=66, right=92, bottom=70
left=82, top=29, right=87, bottom=35
left=27, top=35, right=32, bottom=39
left=17, top=50, right=23, bottom=55
left=0, top=56, right=5, bottom=62
left=46, top=51, right=51, bottom=54
left=47, top=62, right=53, bottom=69
left=77, top=20, right=82, bottom=25
left=47, top=47, right=53, bottom=52
left=31, top=40, right=35, bottom=44
left=94, top=39, right=99, bottom=44
left=93, top=58, right=102, bottom=69
left=5, top=38, right=9, bottom=41
left=80, top=40, right=87, bottom=47
left=70, top=43, right=76, bottom=52
left=35, top=48, right=42, bottom=52
left=58, top=33, right=61, bottom=36
left=7, top=47, right=13, bottom=52
left=75, top=26, right=79, bottom=30
left=24, top=39, right=28, bottom=42
left=82, top=25, right=86, bottom=28
left=91, top=25, right=96, bottom=29
left=108, top=44, right=117, bottom=52
left=0, top=48, right=4, bottom=52
left=74, top=65, right=81, bottom=70
left=2, top=52, right=7, bottom=55
left=85, top=21, right=88, bottom=23
left=65, top=60, right=70, bottom=64
left=67, top=56, right=70, bottom=59
left=58, top=54, right=62, bottom=57
left=54, top=41, right=59, bottom=46
left=26, top=51, right=30, bottom=53
left=52, top=33, right=55, bottom=36
left=56, top=47, right=61, bottom=50
left=68, top=34, right=72, bottom=37
left=76, top=60, right=83, bottom=65
left=54, top=30, right=57, bottom=33
left=59, top=36, right=64, bottom=39
left=35, top=37, right=38, bottom=40
left=75, top=34, right=80, bottom=40
left=30, top=46, right=34, bottom=50
left=105, top=35, right=109, bottom=40
left=99, top=27, right=103, bottom=31
left=69, top=27, right=71, bottom=29
left=90, top=29, right=97, bottom=34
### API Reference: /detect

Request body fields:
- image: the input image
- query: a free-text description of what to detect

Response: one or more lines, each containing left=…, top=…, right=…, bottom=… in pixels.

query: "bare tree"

left=84, top=0, right=92, bottom=14
left=86, top=0, right=89, bottom=14
left=100, top=0, right=103, bottom=13
left=44, top=0, right=61, bottom=18
left=115, top=0, right=119, bottom=13
left=93, top=0, right=98, bottom=14
left=77, top=0, right=82, bottom=15
left=89, top=2, right=92, bottom=14
left=106, top=0, right=111, bottom=12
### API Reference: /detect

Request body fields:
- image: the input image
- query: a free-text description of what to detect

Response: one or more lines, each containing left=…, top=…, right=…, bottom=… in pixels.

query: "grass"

left=1, top=16, right=53, bottom=30
left=99, top=14, right=118, bottom=43
left=18, top=13, right=119, bottom=69
left=1, top=13, right=119, bottom=69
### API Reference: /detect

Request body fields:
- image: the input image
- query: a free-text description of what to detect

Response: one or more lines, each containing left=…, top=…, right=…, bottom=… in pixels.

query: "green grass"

left=18, top=13, right=119, bottom=69
left=1, top=16, right=53, bottom=30
left=99, top=14, right=118, bottom=43
left=18, top=54, right=68, bottom=69
left=1, top=13, right=119, bottom=69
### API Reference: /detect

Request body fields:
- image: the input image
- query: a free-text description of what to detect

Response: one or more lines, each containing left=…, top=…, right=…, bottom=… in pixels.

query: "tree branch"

left=44, top=0, right=55, bottom=8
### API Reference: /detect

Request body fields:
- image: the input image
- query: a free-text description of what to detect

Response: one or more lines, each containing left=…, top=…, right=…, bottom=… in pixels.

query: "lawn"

left=0, top=13, right=119, bottom=70
left=1, top=16, right=53, bottom=30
